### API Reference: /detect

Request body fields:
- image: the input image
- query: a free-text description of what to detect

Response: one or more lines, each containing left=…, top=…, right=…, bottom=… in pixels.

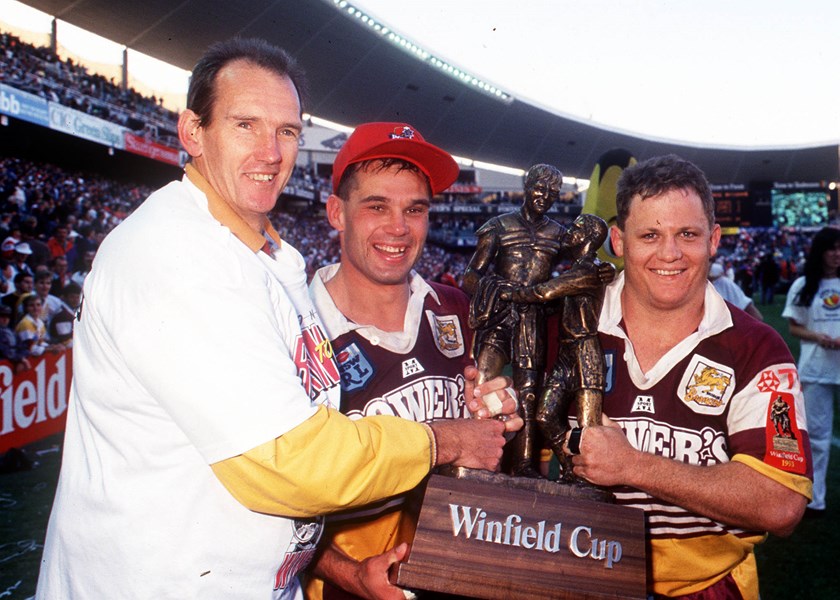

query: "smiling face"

left=179, top=60, right=302, bottom=232
left=328, top=161, right=431, bottom=287
left=611, top=187, right=721, bottom=315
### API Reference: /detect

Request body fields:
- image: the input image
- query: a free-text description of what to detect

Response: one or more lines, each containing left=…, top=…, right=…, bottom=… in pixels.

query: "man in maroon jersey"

left=305, top=122, right=522, bottom=600
left=565, top=154, right=812, bottom=599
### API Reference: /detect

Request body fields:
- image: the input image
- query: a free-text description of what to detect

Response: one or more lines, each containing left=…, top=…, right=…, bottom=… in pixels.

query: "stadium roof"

left=19, top=0, right=840, bottom=185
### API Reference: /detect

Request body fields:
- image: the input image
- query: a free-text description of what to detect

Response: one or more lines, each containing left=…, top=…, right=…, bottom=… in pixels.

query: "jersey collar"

left=184, top=163, right=282, bottom=253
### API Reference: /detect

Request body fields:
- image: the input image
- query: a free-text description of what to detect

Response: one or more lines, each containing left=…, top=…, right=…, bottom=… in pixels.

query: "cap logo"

left=389, top=126, right=415, bottom=140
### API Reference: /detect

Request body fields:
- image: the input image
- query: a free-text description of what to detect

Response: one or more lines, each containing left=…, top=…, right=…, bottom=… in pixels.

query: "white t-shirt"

left=711, top=275, right=753, bottom=311
left=37, top=176, right=341, bottom=599
left=782, top=276, right=840, bottom=384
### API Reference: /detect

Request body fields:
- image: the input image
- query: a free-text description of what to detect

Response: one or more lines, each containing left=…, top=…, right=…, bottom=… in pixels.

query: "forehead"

left=348, top=162, right=431, bottom=198
left=211, top=60, right=301, bottom=116
left=626, top=187, right=705, bottom=224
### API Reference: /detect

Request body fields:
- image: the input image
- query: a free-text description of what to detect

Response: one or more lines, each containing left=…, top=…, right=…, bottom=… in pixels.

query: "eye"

left=280, top=128, right=300, bottom=140
left=236, top=121, right=252, bottom=130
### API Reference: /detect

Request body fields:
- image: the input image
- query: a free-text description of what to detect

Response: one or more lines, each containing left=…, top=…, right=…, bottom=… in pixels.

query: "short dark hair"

left=62, top=282, right=82, bottom=297
left=615, top=154, right=714, bottom=229
left=335, top=158, right=430, bottom=200
left=187, top=38, right=308, bottom=127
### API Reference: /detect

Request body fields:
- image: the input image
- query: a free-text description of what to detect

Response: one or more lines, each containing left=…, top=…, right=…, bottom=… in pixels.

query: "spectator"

left=47, top=223, right=75, bottom=263
left=15, top=293, right=49, bottom=357
left=47, top=282, right=81, bottom=348
left=0, top=303, right=30, bottom=371
left=49, top=256, right=72, bottom=295
left=782, top=226, right=840, bottom=518
left=33, top=269, right=63, bottom=324
left=11, top=242, right=34, bottom=278
left=756, top=252, right=781, bottom=305
left=2, top=271, right=33, bottom=322
left=709, top=262, right=763, bottom=320
left=70, top=248, right=96, bottom=287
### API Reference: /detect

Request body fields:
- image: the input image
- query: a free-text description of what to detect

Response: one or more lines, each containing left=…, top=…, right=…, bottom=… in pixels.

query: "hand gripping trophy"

left=463, top=164, right=614, bottom=477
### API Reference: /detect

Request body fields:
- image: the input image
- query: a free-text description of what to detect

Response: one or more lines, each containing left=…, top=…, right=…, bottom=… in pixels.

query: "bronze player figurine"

left=462, top=164, right=567, bottom=477
left=504, top=214, right=614, bottom=480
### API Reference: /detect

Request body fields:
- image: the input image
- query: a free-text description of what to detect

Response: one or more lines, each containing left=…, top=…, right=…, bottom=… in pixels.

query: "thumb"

left=601, top=413, right=620, bottom=428
left=390, top=542, right=409, bottom=564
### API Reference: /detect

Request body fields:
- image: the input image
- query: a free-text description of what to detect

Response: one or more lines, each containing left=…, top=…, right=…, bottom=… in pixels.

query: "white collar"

left=309, top=264, right=439, bottom=354
left=598, top=271, right=733, bottom=388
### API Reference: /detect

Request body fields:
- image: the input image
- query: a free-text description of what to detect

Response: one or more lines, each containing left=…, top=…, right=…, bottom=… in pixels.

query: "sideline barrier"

left=0, top=350, right=72, bottom=453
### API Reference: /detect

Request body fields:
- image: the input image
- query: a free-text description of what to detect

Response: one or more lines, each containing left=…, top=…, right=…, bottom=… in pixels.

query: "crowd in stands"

left=1, top=32, right=180, bottom=145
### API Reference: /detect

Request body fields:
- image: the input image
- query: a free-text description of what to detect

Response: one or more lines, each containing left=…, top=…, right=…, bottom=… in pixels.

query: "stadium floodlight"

left=327, top=0, right=513, bottom=105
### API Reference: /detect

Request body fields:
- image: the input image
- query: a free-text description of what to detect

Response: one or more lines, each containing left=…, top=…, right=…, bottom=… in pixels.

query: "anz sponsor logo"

left=346, top=375, right=469, bottom=422
left=618, top=418, right=729, bottom=466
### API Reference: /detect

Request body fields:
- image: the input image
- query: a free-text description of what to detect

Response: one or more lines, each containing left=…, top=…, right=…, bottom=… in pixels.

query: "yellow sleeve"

left=211, top=405, right=433, bottom=517
left=731, top=453, right=813, bottom=500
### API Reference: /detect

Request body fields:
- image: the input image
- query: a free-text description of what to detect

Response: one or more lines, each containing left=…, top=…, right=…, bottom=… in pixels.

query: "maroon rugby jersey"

left=332, top=281, right=474, bottom=422
left=597, top=300, right=812, bottom=542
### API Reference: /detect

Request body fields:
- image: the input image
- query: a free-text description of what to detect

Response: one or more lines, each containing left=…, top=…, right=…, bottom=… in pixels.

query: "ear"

left=709, top=223, right=722, bottom=258
left=609, top=225, right=625, bottom=257
left=178, top=109, right=203, bottom=158
left=326, top=194, right=345, bottom=232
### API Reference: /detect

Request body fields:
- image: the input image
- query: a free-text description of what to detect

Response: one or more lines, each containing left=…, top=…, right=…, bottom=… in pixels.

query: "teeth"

left=248, top=173, right=274, bottom=182
left=376, top=244, right=405, bottom=255
left=653, top=269, right=682, bottom=276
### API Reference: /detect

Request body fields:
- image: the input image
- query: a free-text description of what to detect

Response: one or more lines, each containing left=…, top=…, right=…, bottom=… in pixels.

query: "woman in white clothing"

left=782, top=226, right=840, bottom=516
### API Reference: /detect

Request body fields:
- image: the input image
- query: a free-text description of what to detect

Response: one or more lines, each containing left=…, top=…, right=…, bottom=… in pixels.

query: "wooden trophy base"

left=391, top=468, right=646, bottom=599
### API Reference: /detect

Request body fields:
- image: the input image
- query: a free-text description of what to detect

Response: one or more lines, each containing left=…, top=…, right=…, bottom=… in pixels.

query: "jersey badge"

left=335, top=342, right=374, bottom=393
left=425, top=311, right=465, bottom=358
left=631, top=395, right=655, bottom=414
left=402, top=358, right=425, bottom=378
left=603, top=350, right=615, bottom=394
left=763, top=392, right=807, bottom=475
left=678, top=354, right=735, bottom=415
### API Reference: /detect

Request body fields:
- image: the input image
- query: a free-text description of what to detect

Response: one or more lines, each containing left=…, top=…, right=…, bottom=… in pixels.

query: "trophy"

left=391, top=166, right=646, bottom=599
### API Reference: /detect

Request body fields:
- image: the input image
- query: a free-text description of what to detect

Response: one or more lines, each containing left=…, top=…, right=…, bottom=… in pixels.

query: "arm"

left=744, top=302, right=764, bottom=321
left=504, top=261, right=615, bottom=303
left=309, top=542, right=410, bottom=600
left=211, top=404, right=508, bottom=517
left=461, top=223, right=498, bottom=296
left=788, top=318, right=840, bottom=349
left=567, top=419, right=807, bottom=537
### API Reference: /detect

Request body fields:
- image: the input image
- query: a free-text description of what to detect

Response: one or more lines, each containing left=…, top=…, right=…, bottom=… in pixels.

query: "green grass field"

left=0, top=294, right=837, bottom=599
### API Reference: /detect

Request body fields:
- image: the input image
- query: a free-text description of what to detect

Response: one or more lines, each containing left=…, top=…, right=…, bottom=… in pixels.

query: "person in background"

left=0, top=303, right=30, bottom=371
left=47, top=281, right=82, bottom=349
left=566, top=154, right=811, bottom=599
left=709, top=262, right=763, bottom=321
left=782, top=226, right=840, bottom=518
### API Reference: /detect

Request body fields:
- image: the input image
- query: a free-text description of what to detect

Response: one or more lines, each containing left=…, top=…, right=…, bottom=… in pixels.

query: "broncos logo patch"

left=425, top=311, right=465, bottom=358
left=678, top=355, right=736, bottom=415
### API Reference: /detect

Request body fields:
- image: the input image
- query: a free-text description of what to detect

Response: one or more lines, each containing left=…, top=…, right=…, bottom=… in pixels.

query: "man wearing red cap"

left=305, top=122, right=521, bottom=600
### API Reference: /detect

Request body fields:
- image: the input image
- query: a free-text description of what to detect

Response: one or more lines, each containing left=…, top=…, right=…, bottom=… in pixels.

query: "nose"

left=657, top=234, right=683, bottom=261
left=386, top=210, right=409, bottom=235
left=256, top=131, right=283, bottom=163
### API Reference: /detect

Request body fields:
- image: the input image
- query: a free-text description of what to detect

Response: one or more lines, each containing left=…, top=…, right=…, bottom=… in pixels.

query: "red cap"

left=332, top=122, right=459, bottom=195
